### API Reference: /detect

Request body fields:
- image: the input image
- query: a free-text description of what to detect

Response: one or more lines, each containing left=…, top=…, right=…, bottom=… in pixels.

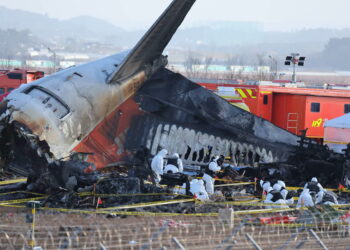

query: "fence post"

left=246, top=233, right=262, bottom=250
left=172, top=237, right=186, bottom=250
left=218, top=208, right=234, bottom=229
left=309, top=229, right=329, bottom=250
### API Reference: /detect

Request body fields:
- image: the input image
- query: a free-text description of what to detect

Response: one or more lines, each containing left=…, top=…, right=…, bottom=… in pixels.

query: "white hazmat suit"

left=278, top=180, right=294, bottom=205
left=189, top=179, right=209, bottom=201
left=174, top=153, right=183, bottom=173
left=304, top=177, right=324, bottom=204
left=202, top=157, right=221, bottom=195
left=263, top=187, right=277, bottom=209
left=151, top=149, right=168, bottom=183
left=267, top=184, right=289, bottom=208
left=176, top=179, right=209, bottom=201
left=164, top=164, right=179, bottom=174
left=297, top=188, right=314, bottom=208
left=164, top=153, right=183, bottom=173
left=260, top=180, right=271, bottom=194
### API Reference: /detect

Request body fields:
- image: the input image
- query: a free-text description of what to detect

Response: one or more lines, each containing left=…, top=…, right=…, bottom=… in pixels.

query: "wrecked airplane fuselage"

left=0, top=64, right=300, bottom=177
left=0, top=0, right=196, bottom=176
left=0, top=52, right=144, bottom=174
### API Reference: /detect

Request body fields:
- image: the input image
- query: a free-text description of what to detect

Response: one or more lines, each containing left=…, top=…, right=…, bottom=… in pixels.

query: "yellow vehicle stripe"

left=236, top=89, right=247, bottom=98
left=246, top=89, right=257, bottom=99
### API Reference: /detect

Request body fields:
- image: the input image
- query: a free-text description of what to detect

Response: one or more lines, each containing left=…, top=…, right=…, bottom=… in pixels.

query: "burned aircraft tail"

left=108, top=0, right=196, bottom=84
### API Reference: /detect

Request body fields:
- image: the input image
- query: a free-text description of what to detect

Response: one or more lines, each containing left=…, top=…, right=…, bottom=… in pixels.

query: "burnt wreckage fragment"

left=259, top=130, right=350, bottom=188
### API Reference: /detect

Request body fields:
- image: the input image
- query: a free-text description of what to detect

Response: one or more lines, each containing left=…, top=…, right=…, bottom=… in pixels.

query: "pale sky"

left=0, top=0, right=349, bottom=31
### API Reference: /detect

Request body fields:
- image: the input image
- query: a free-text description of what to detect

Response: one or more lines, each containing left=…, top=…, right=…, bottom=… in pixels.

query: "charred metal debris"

left=0, top=127, right=350, bottom=212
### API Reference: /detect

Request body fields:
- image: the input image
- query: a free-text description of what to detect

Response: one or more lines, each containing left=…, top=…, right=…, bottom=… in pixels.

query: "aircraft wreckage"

left=0, top=0, right=349, bottom=204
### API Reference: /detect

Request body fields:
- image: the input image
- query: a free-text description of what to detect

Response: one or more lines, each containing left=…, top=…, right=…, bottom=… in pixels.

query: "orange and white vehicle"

left=195, top=79, right=251, bottom=111
left=197, top=79, right=350, bottom=141
left=0, top=69, right=44, bottom=100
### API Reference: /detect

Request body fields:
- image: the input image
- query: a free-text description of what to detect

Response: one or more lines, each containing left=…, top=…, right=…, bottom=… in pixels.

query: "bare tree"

left=4, top=55, right=13, bottom=70
left=204, top=56, right=213, bottom=78
left=20, top=52, right=31, bottom=70
left=256, top=53, right=266, bottom=66
left=224, top=54, right=237, bottom=80
left=184, top=53, right=201, bottom=78
left=255, top=53, right=270, bottom=81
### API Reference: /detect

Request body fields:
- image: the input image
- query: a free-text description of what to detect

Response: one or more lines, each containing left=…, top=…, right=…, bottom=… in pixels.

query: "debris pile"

left=1, top=136, right=350, bottom=217
left=259, top=131, right=350, bottom=188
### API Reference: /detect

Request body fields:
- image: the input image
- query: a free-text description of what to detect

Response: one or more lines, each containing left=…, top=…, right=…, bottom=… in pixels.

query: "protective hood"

left=211, top=156, right=219, bottom=163
left=158, top=149, right=168, bottom=157
left=277, top=180, right=286, bottom=188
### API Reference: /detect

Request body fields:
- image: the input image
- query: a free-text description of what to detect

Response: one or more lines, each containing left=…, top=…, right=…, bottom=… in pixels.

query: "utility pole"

left=291, top=53, right=298, bottom=83
left=285, top=53, right=306, bottom=83
left=48, top=47, right=56, bottom=73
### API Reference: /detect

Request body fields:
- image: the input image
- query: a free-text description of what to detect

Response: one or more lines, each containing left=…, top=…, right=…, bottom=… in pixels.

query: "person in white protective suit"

left=264, top=186, right=273, bottom=209
left=163, top=164, right=179, bottom=174
left=164, top=153, right=183, bottom=173
left=202, top=156, right=222, bottom=195
left=304, top=177, right=324, bottom=204
left=175, top=179, right=209, bottom=201
left=277, top=180, right=294, bottom=205
left=264, top=184, right=289, bottom=209
left=297, top=188, right=314, bottom=208
left=174, top=153, right=183, bottom=173
left=189, top=179, right=209, bottom=201
left=151, top=149, right=168, bottom=183
left=260, top=180, right=271, bottom=195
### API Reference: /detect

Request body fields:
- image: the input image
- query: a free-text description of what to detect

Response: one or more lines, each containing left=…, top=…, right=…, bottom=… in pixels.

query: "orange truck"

left=197, top=80, right=350, bottom=141
left=0, top=69, right=44, bottom=100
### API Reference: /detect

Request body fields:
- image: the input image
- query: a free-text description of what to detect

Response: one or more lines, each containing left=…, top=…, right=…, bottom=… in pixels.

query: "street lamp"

left=47, top=47, right=56, bottom=73
left=284, top=53, right=306, bottom=83
left=268, top=55, right=278, bottom=80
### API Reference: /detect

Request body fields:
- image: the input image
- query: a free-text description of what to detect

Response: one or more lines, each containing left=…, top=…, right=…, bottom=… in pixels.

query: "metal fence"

left=1, top=209, right=350, bottom=249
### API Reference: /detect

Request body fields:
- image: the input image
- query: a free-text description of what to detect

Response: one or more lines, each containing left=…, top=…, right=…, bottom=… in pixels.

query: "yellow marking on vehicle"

left=236, top=88, right=247, bottom=98
left=311, top=118, right=323, bottom=127
left=324, top=140, right=350, bottom=145
left=246, top=89, right=257, bottom=99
